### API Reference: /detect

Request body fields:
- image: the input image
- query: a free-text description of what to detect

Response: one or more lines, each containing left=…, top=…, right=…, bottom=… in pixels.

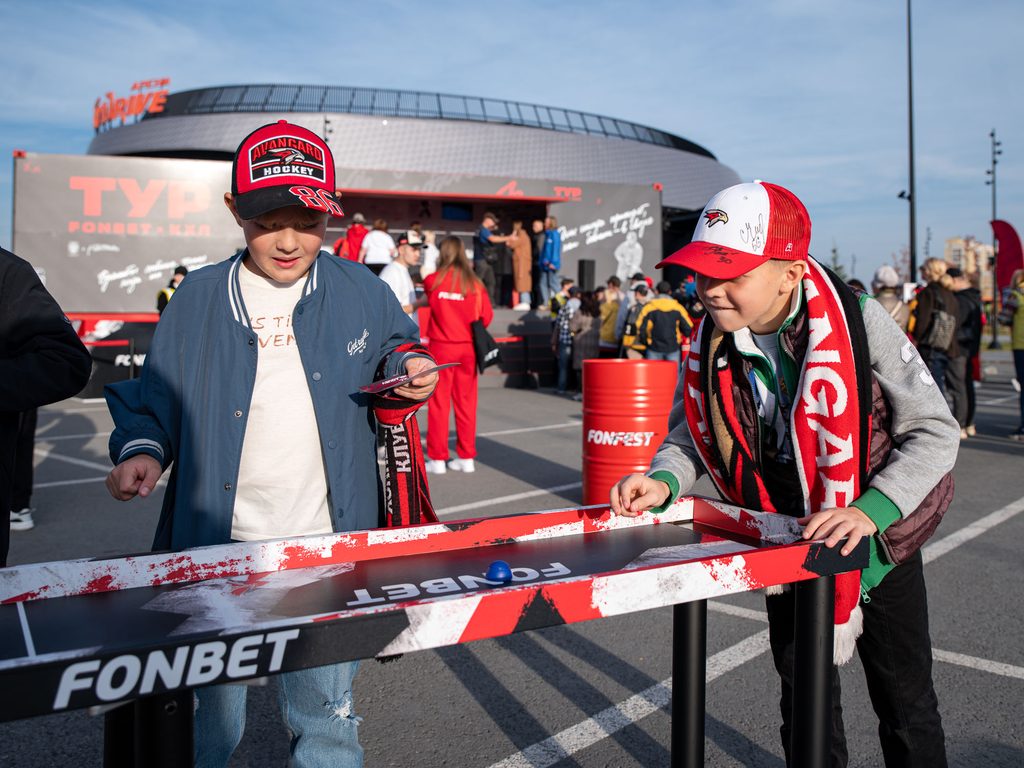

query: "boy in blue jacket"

left=104, top=121, right=436, bottom=768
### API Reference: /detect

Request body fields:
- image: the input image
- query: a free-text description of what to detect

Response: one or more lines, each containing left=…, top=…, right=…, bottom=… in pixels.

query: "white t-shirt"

left=421, top=243, right=440, bottom=277
left=378, top=261, right=418, bottom=326
left=232, top=263, right=333, bottom=541
left=360, top=230, right=397, bottom=264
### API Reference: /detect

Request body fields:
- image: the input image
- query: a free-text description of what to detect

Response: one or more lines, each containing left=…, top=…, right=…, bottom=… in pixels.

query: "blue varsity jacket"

left=105, top=251, right=428, bottom=551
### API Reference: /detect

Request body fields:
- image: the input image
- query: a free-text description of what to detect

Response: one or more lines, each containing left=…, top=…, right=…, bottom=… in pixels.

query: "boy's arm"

left=849, top=298, right=959, bottom=532
left=642, top=374, right=705, bottom=511
left=104, top=284, right=194, bottom=471
left=377, top=284, right=433, bottom=381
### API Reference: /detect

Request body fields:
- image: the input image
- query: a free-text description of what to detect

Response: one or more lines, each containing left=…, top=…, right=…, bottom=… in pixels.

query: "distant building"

left=945, top=237, right=995, bottom=299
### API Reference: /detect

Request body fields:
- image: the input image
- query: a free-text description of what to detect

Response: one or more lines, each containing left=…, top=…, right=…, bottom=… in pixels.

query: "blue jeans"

left=643, top=349, right=681, bottom=363
left=517, top=291, right=531, bottom=306
left=539, top=270, right=560, bottom=306
left=922, top=348, right=950, bottom=399
left=556, top=341, right=572, bottom=393
left=195, top=660, right=362, bottom=768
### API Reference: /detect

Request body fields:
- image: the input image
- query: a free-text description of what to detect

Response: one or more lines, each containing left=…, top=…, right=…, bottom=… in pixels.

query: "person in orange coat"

left=420, top=237, right=493, bottom=474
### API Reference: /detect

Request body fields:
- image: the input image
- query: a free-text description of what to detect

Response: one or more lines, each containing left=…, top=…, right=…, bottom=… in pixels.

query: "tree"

left=829, top=239, right=849, bottom=281
left=890, top=244, right=910, bottom=283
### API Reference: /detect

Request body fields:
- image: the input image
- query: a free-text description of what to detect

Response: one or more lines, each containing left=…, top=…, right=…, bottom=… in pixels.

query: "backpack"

left=919, top=291, right=956, bottom=351
left=621, top=303, right=646, bottom=350
left=997, top=288, right=1019, bottom=327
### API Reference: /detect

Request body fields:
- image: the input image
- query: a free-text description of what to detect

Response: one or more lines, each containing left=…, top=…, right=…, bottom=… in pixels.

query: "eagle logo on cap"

left=269, top=148, right=306, bottom=164
left=704, top=209, right=728, bottom=227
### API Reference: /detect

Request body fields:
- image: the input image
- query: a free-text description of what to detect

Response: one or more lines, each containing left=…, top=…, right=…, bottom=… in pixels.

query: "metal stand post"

left=672, top=600, right=707, bottom=768
left=103, top=690, right=194, bottom=768
left=791, top=576, right=835, bottom=768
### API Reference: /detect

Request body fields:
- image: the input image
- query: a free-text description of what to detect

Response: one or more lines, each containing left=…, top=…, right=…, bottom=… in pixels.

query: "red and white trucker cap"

left=231, top=120, right=344, bottom=220
left=657, top=181, right=810, bottom=279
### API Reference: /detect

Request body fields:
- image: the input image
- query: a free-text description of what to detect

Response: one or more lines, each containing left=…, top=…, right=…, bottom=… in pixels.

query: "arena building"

left=86, top=84, right=742, bottom=282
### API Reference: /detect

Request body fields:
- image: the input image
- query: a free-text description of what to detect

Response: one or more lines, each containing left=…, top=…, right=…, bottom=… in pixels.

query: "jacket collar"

left=226, top=250, right=322, bottom=329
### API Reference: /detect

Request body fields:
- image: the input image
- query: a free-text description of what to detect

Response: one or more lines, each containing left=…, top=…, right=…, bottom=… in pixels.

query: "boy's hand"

left=394, top=356, right=438, bottom=401
left=609, top=474, right=671, bottom=517
left=799, top=507, right=878, bottom=556
left=106, top=454, right=163, bottom=501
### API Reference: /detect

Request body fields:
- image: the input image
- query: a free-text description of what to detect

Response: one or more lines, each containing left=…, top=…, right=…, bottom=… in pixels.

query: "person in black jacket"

left=0, top=248, right=92, bottom=565
left=912, top=259, right=962, bottom=412
left=948, top=267, right=983, bottom=437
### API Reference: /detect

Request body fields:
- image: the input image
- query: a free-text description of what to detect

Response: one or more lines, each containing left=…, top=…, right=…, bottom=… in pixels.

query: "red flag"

left=991, top=220, right=1024, bottom=293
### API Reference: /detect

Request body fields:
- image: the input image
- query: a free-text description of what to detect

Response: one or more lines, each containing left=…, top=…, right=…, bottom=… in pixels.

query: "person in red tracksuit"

left=420, top=236, right=493, bottom=474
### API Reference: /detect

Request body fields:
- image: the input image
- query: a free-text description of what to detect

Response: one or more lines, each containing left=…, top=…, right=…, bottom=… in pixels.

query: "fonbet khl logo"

left=249, top=136, right=326, bottom=184
left=704, top=209, right=729, bottom=227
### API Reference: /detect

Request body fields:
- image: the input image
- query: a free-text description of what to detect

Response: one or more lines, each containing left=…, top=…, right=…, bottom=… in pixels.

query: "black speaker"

left=577, top=259, right=596, bottom=292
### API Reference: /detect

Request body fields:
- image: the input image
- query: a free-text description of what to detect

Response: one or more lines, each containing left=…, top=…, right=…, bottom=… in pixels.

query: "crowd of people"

left=546, top=273, right=699, bottom=396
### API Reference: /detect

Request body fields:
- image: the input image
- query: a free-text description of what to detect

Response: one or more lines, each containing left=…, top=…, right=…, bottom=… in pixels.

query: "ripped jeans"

left=195, top=660, right=362, bottom=768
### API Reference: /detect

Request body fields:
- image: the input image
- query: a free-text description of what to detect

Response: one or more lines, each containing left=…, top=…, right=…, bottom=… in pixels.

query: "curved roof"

left=135, top=84, right=717, bottom=160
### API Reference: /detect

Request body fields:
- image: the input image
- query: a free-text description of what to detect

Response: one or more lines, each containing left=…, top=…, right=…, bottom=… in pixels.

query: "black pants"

left=12, top=409, right=36, bottom=511
left=474, top=261, right=497, bottom=306
left=964, top=354, right=977, bottom=428
left=766, top=551, right=946, bottom=768
left=944, top=355, right=968, bottom=428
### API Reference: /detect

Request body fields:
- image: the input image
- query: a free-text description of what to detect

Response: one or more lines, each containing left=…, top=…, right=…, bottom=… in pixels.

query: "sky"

left=1, top=0, right=1022, bottom=284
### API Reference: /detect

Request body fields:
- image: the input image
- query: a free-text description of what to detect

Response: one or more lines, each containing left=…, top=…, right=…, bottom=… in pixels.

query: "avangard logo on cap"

left=704, top=210, right=729, bottom=227
left=249, top=136, right=326, bottom=184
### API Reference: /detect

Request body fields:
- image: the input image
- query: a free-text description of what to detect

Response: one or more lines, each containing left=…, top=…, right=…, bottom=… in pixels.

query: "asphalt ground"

left=2, top=352, right=1023, bottom=767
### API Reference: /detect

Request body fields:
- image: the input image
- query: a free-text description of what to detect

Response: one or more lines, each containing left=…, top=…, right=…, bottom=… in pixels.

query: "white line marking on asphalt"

left=708, top=601, right=768, bottom=623
left=921, top=494, right=1024, bottom=564
left=33, top=477, right=108, bottom=490
left=932, top=649, right=1024, bottom=680
left=977, top=394, right=1018, bottom=405
left=415, top=421, right=580, bottom=447
left=491, top=495, right=1024, bottom=767
left=435, top=483, right=583, bottom=517
left=486, top=630, right=770, bottom=768
left=477, top=422, right=580, bottom=438
left=33, top=447, right=111, bottom=473
left=16, top=602, right=37, bottom=658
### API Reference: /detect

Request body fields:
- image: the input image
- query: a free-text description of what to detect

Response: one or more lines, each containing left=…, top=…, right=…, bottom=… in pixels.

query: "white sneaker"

left=513, top=303, right=530, bottom=310
left=424, top=459, right=447, bottom=474
left=447, top=458, right=475, bottom=473
left=1013, top=378, right=1021, bottom=393
left=10, top=508, right=34, bottom=531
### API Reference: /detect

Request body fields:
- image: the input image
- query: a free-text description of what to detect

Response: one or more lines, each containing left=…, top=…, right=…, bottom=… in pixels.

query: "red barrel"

left=581, top=360, right=679, bottom=506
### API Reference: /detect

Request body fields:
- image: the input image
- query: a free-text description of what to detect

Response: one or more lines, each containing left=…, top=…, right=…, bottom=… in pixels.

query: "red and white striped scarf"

left=684, top=259, right=868, bottom=660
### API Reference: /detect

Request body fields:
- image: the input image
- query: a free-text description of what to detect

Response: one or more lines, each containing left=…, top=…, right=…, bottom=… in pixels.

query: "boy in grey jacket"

left=610, top=182, right=957, bottom=767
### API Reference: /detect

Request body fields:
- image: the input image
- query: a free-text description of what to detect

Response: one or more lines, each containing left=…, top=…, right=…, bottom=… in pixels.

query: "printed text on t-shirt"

left=250, top=314, right=296, bottom=348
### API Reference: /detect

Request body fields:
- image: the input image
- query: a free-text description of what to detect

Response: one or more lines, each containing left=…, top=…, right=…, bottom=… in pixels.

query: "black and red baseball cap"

left=656, top=181, right=810, bottom=279
left=231, top=121, right=344, bottom=220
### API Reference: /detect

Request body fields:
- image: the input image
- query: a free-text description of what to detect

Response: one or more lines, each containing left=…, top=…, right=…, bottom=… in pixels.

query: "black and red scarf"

left=683, top=259, right=873, bottom=661
left=373, top=343, right=437, bottom=528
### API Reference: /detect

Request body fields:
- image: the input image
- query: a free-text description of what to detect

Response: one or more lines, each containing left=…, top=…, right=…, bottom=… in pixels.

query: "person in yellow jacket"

left=631, top=281, right=692, bottom=364
left=598, top=285, right=620, bottom=358
left=1004, top=269, right=1024, bottom=440
left=156, top=267, right=188, bottom=314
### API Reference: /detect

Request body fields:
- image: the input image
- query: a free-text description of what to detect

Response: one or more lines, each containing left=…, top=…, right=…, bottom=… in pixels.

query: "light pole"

left=986, top=128, right=1002, bottom=349
left=906, top=0, right=917, bottom=279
